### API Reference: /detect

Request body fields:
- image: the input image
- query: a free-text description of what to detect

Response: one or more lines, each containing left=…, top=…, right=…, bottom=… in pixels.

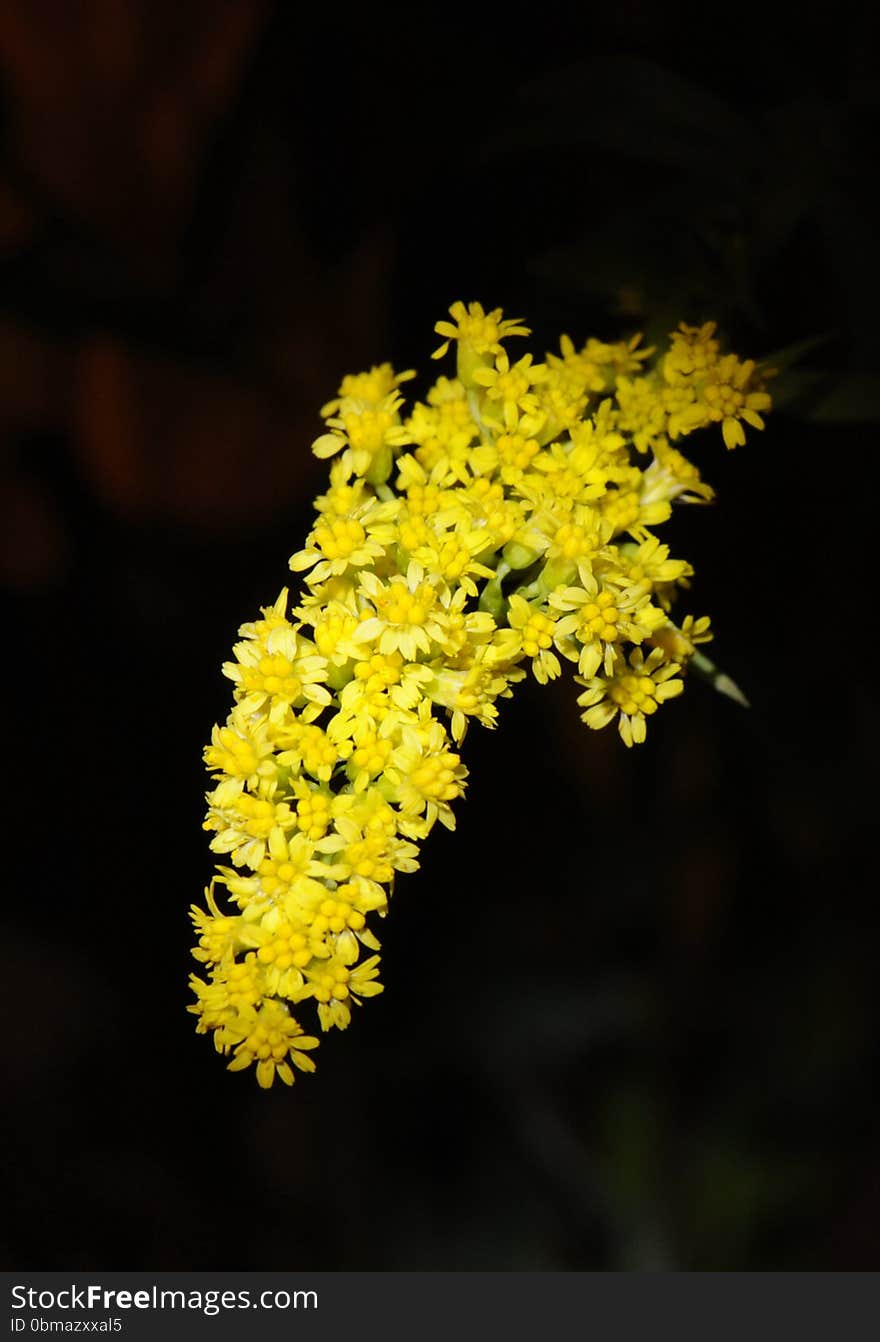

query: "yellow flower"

left=339, top=650, right=431, bottom=721
left=290, top=497, right=400, bottom=576
left=222, top=828, right=333, bottom=919
left=354, top=561, right=454, bottom=660
left=506, top=594, right=561, bottom=684
left=274, top=720, right=340, bottom=783
left=189, top=882, right=245, bottom=965
left=340, top=716, right=399, bottom=791
left=411, top=524, right=497, bottom=597
left=614, top=374, right=668, bottom=452
left=189, top=956, right=266, bottom=1029
left=332, top=812, right=419, bottom=881
left=640, top=442, right=715, bottom=506
left=551, top=574, right=666, bottom=677
left=664, top=321, right=721, bottom=381
left=431, top=301, right=528, bottom=367
left=701, top=356, right=772, bottom=450
left=584, top=332, right=654, bottom=379
left=204, top=709, right=276, bottom=788
left=545, top=333, right=607, bottom=395
left=223, top=635, right=331, bottom=722
left=320, top=362, right=415, bottom=417
left=539, top=507, right=614, bottom=589
left=662, top=324, right=771, bottom=451
left=611, top=534, right=692, bottom=591
left=301, top=600, right=361, bottom=667
left=576, top=646, right=684, bottom=746
left=384, top=715, right=468, bottom=831
left=304, top=951, right=384, bottom=1032
left=204, top=780, right=296, bottom=868
left=650, top=614, right=713, bottom=663
left=192, top=298, right=772, bottom=1085
left=599, top=476, right=672, bottom=537
left=313, top=461, right=372, bottom=518
left=405, top=380, right=483, bottom=483
left=222, top=999, right=319, bottom=1089
left=424, top=655, right=514, bottom=741
left=472, top=350, right=548, bottom=428
left=313, top=391, right=413, bottom=482
left=489, top=430, right=542, bottom=485
left=459, top=477, right=524, bottom=549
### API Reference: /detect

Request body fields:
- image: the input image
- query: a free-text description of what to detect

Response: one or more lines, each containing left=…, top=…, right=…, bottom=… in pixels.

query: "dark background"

left=2, top=1, right=877, bottom=1270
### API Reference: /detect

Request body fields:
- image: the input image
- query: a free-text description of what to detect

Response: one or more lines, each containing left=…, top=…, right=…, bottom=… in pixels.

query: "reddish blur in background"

left=2, top=2, right=878, bottom=1270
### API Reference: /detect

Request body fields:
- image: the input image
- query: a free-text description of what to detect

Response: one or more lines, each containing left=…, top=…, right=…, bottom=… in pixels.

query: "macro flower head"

left=191, top=300, right=772, bottom=1085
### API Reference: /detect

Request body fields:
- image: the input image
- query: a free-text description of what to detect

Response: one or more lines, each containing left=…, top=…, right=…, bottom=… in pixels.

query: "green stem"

left=689, top=650, right=750, bottom=708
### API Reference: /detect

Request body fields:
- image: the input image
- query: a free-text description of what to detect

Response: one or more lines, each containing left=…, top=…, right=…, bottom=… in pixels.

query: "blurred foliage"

left=476, top=53, right=879, bottom=420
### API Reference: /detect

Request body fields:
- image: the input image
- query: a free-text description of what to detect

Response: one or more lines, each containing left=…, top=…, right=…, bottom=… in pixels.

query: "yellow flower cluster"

left=189, top=301, right=772, bottom=1086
